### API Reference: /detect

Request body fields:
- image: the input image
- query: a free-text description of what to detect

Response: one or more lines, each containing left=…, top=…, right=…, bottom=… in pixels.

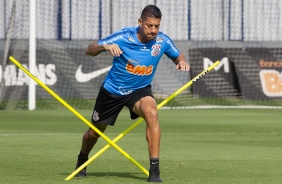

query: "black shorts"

left=91, top=85, right=154, bottom=126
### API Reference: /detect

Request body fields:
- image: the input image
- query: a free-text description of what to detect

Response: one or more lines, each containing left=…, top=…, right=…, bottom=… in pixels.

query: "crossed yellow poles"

left=9, top=56, right=219, bottom=181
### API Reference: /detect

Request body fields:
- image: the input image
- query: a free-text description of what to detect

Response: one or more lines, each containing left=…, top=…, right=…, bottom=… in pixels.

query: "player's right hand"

left=103, top=44, right=123, bottom=57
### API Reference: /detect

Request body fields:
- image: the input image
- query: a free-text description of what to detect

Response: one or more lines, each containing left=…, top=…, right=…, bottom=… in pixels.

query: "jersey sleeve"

left=164, top=36, right=181, bottom=60
left=97, top=29, right=126, bottom=45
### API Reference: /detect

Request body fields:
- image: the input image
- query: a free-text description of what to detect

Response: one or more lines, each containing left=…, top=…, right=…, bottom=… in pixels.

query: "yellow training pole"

left=9, top=56, right=149, bottom=176
left=65, top=60, right=220, bottom=180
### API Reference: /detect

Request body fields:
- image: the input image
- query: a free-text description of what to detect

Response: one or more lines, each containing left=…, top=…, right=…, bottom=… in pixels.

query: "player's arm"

left=173, top=53, right=190, bottom=71
left=85, top=42, right=123, bottom=57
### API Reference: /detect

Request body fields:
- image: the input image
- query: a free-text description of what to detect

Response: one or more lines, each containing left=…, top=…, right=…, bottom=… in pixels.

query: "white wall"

left=1, top=0, right=282, bottom=41
left=0, top=0, right=4, bottom=39
left=244, top=0, right=282, bottom=41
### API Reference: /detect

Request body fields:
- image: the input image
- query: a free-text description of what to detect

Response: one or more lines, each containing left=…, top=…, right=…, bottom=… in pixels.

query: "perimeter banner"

left=189, top=48, right=282, bottom=100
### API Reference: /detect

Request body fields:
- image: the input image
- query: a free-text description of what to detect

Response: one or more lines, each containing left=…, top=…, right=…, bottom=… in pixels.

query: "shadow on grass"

left=60, top=172, right=147, bottom=181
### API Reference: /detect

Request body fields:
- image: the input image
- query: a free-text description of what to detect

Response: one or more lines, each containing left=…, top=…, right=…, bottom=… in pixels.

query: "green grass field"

left=1, top=108, right=282, bottom=184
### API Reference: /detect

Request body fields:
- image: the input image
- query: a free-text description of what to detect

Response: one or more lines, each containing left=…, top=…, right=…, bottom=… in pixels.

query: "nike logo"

left=75, top=65, right=112, bottom=82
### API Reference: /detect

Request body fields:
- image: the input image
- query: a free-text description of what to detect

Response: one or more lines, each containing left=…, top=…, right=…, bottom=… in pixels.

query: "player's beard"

left=146, top=33, right=157, bottom=41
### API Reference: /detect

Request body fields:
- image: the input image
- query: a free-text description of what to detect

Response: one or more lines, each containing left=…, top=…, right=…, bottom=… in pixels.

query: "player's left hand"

left=175, top=60, right=190, bottom=71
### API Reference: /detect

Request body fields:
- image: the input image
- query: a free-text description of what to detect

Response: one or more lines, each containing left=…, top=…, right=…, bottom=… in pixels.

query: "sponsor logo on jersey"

left=140, top=46, right=150, bottom=52
left=128, top=36, right=135, bottom=42
left=151, top=44, right=161, bottom=57
left=118, top=86, right=133, bottom=95
left=125, top=62, right=153, bottom=75
left=155, top=36, right=163, bottom=42
left=128, top=59, right=139, bottom=65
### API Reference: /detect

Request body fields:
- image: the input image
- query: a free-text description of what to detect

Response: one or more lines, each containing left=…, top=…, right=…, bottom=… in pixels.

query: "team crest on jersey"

left=155, top=36, right=163, bottom=42
left=151, top=44, right=161, bottom=57
left=128, top=36, right=135, bottom=42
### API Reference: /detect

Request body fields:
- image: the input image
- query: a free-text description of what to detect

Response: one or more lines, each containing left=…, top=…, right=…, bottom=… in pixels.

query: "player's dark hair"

left=141, top=5, right=162, bottom=20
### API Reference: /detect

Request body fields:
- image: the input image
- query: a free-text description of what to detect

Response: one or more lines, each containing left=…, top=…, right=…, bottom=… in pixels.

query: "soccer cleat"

left=148, top=167, right=162, bottom=182
left=74, top=160, right=87, bottom=177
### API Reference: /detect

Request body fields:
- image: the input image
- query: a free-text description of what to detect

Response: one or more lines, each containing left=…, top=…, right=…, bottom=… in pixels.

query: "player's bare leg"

left=75, top=122, right=108, bottom=177
left=133, top=96, right=162, bottom=182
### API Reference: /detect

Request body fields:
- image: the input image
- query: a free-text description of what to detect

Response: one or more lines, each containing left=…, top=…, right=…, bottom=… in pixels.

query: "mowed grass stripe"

left=0, top=109, right=282, bottom=184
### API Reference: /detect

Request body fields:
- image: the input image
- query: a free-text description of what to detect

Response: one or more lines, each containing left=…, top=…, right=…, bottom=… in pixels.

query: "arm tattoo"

left=85, top=42, right=105, bottom=56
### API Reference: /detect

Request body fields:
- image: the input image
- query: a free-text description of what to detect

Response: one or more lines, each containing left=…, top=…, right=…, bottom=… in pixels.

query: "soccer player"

left=75, top=4, right=190, bottom=182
